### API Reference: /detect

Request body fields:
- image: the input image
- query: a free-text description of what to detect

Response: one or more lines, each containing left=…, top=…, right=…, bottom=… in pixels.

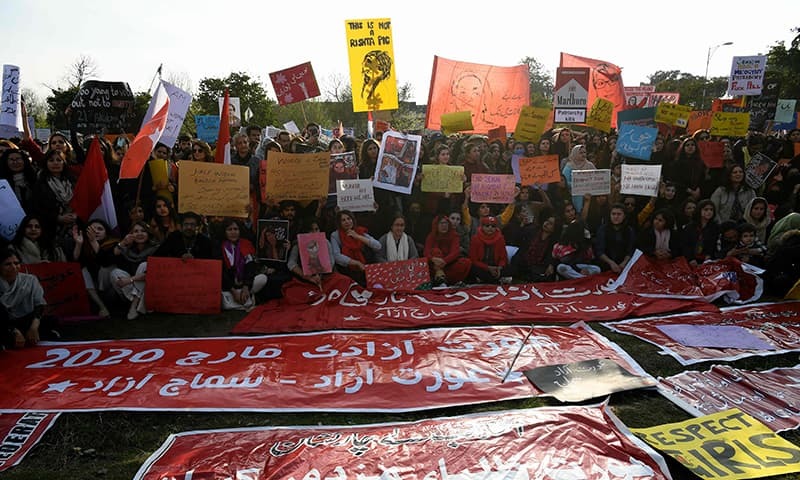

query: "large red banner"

left=234, top=271, right=715, bottom=334
left=659, top=364, right=800, bottom=433
left=604, top=302, right=800, bottom=365
left=0, top=325, right=647, bottom=413
left=134, top=405, right=670, bottom=480
left=0, top=412, right=59, bottom=472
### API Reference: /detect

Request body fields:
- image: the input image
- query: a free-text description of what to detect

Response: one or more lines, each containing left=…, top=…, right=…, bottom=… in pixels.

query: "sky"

left=2, top=0, right=798, bottom=108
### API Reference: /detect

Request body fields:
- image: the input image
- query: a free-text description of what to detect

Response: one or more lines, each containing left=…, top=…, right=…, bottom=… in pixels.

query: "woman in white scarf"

left=377, top=214, right=419, bottom=263
left=561, top=144, right=596, bottom=214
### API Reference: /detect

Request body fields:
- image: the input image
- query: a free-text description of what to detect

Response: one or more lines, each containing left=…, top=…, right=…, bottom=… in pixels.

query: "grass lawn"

left=4, top=303, right=800, bottom=479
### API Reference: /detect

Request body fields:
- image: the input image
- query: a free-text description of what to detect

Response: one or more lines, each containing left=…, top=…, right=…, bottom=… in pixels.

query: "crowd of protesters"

left=2, top=100, right=800, bottom=348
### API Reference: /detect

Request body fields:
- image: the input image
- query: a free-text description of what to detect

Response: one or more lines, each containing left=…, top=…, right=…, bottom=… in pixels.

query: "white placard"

left=34, top=128, right=51, bottom=142
left=141, top=80, right=192, bottom=149
left=0, top=65, right=23, bottom=130
left=621, top=164, right=662, bottom=197
left=372, top=130, right=421, bottom=195
left=218, top=96, right=241, bottom=128
left=0, top=180, right=26, bottom=241
left=283, top=120, right=300, bottom=135
left=775, top=99, right=797, bottom=124
left=570, top=169, right=611, bottom=196
left=265, top=126, right=281, bottom=139
left=336, top=179, right=375, bottom=212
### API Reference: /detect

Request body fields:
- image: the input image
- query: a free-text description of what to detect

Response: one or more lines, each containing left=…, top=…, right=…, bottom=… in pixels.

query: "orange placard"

left=145, top=257, right=222, bottom=314
left=697, top=141, right=724, bottom=169
left=687, top=111, right=713, bottom=134
left=487, top=125, right=507, bottom=143
left=560, top=52, right=626, bottom=128
left=519, top=155, right=560, bottom=185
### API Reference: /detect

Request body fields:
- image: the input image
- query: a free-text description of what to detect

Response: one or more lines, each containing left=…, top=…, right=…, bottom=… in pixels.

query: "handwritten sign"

left=298, top=232, right=332, bottom=276
left=711, top=111, right=750, bottom=137
left=365, top=258, right=430, bottom=291
left=487, top=125, right=507, bottom=143
left=421, top=165, right=464, bottom=193
left=269, top=61, right=321, bottom=106
left=440, top=111, right=473, bottom=134
left=745, top=152, right=777, bottom=189
left=621, top=164, right=662, bottom=197
left=775, top=99, right=797, bottom=124
left=178, top=161, right=249, bottom=217
left=747, top=77, right=780, bottom=131
left=728, top=55, right=768, bottom=96
left=513, top=105, right=551, bottom=142
left=34, top=128, right=51, bottom=143
left=141, top=80, right=191, bottom=149
left=518, top=155, right=559, bottom=185
left=524, top=358, right=655, bottom=402
left=336, top=179, right=375, bottom=212
left=698, top=141, right=724, bottom=168
left=687, top=110, right=713, bottom=134
left=69, top=80, right=135, bottom=134
left=0, top=65, right=22, bottom=130
left=633, top=409, right=800, bottom=480
left=647, top=92, right=680, bottom=107
left=585, top=98, right=614, bottom=132
left=655, top=102, right=691, bottom=127
left=344, top=18, right=398, bottom=112
left=616, top=124, right=658, bottom=161
left=571, top=169, right=610, bottom=196
left=195, top=115, right=220, bottom=143
left=145, top=257, right=221, bottom=314
left=0, top=180, right=25, bottom=241
left=20, top=262, right=91, bottom=318
left=265, top=151, right=329, bottom=202
left=470, top=174, right=516, bottom=204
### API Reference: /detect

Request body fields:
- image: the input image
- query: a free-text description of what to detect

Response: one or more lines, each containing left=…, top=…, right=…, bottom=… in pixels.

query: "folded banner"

left=0, top=324, right=647, bottom=413
left=0, top=412, right=59, bottom=472
left=604, top=302, right=800, bottom=365
left=134, top=405, right=670, bottom=480
left=234, top=268, right=715, bottom=335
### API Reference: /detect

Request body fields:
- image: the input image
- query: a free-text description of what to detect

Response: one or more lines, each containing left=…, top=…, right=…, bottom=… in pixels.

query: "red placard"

left=0, top=412, right=59, bottom=472
left=269, top=62, right=320, bottom=106
left=133, top=405, right=670, bottom=480
left=20, top=262, right=90, bottom=318
left=697, top=140, right=724, bottom=168
left=144, top=257, right=221, bottom=314
left=365, top=258, right=430, bottom=290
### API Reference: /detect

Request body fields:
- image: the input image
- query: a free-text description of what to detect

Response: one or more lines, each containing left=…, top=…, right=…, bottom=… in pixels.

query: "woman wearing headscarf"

left=561, top=144, right=596, bottom=214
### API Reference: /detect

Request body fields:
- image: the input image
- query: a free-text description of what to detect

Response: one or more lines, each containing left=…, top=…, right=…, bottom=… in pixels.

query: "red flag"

left=216, top=89, right=231, bottom=164
left=70, top=137, right=118, bottom=229
left=119, top=83, right=170, bottom=179
left=367, top=111, right=374, bottom=138
left=560, top=52, right=626, bottom=128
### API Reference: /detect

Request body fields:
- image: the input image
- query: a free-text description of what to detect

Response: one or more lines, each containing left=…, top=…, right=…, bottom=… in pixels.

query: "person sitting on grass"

left=0, top=248, right=58, bottom=349
left=552, top=220, right=600, bottom=279
left=468, top=216, right=511, bottom=284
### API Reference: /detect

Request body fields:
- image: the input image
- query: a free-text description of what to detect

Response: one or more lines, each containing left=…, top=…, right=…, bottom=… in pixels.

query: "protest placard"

left=0, top=65, right=22, bottom=130
left=265, top=151, right=329, bottom=202
left=373, top=130, right=420, bottom=194
left=218, top=97, right=241, bottom=128
left=524, top=358, right=655, bottom=402
left=554, top=67, right=589, bottom=124
left=178, top=161, right=249, bottom=217
left=624, top=85, right=655, bottom=109
left=585, top=98, right=614, bottom=132
left=518, top=155, right=560, bottom=185
left=34, top=128, right=51, bottom=143
left=487, top=125, right=506, bottom=143
left=148, top=159, right=171, bottom=201
left=0, top=180, right=25, bottom=241
left=69, top=80, right=135, bottom=134
left=697, top=141, right=724, bottom=168
left=283, top=120, right=300, bottom=135
left=647, top=92, right=680, bottom=107
left=421, top=165, right=464, bottom=193
left=345, top=18, right=398, bottom=112
left=195, top=115, right=220, bottom=143
left=775, top=99, right=797, bottom=123
left=513, top=105, right=552, bottom=142
left=440, top=111, right=473, bottom=134
left=747, top=76, right=780, bottom=131
left=571, top=169, right=611, bottom=196
left=140, top=80, right=191, bottom=149
left=336, top=179, right=375, bottom=212
left=616, top=124, right=658, bottom=161
left=728, top=55, right=768, bottom=96
left=745, top=152, right=777, bottom=189
left=621, top=164, right=662, bottom=197
left=269, top=62, right=320, bottom=106
left=687, top=110, right=713, bottom=134
left=711, top=111, right=750, bottom=137
left=257, top=219, right=290, bottom=262
left=366, top=258, right=430, bottom=291
left=20, top=262, right=91, bottom=318
left=655, top=102, right=691, bottom=127
left=470, top=174, right=516, bottom=204
left=298, top=232, right=332, bottom=276
left=328, top=151, right=358, bottom=195
left=145, top=257, right=221, bottom=314
left=617, top=107, right=657, bottom=128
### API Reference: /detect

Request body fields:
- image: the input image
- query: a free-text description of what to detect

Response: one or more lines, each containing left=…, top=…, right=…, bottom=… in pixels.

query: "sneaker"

left=127, top=297, right=140, bottom=320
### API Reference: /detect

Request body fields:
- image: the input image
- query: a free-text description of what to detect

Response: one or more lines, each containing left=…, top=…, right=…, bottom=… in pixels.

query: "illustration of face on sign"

left=449, top=71, right=495, bottom=131
left=361, top=50, right=392, bottom=110
left=592, top=63, right=622, bottom=101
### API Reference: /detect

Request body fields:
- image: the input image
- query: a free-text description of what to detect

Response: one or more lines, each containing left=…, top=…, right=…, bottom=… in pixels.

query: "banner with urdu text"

left=134, top=405, right=670, bottom=480
left=0, top=324, right=648, bottom=413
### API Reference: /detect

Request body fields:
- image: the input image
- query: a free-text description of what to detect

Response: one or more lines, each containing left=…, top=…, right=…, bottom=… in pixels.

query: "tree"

left=647, top=70, right=709, bottom=108
left=390, top=82, right=425, bottom=132
left=45, top=86, right=79, bottom=130
left=766, top=27, right=800, bottom=100
left=195, top=72, right=277, bottom=129
left=21, top=88, right=48, bottom=128
left=520, top=56, right=554, bottom=107
left=64, top=54, right=100, bottom=89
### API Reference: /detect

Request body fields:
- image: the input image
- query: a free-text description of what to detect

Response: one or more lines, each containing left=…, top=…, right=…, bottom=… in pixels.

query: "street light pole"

left=701, top=41, right=733, bottom=110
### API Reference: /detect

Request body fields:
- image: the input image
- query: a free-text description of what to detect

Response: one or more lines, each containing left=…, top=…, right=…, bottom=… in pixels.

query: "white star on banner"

left=44, top=380, right=77, bottom=393
left=275, top=73, right=287, bottom=84
left=343, top=315, right=360, bottom=321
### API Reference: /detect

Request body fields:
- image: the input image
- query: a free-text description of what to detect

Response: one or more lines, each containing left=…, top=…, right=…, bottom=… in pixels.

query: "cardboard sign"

left=336, top=179, right=375, bottom=212
left=69, top=80, right=135, bottom=134
left=257, top=219, right=290, bottom=262
left=487, top=125, right=507, bottom=143
left=710, top=111, right=750, bottom=137
left=365, top=258, right=430, bottom=291
left=344, top=18, right=398, bottom=112
left=633, top=409, right=800, bottom=480
left=141, top=80, right=191, bottom=149
left=373, top=130, right=421, bottom=194
left=571, top=169, right=611, bottom=196
left=265, top=151, right=329, bottom=202
left=195, top=115, right=220, bottom=143
left=687, top=110, right=713, bottom=133
left=616, top=124, right=658, bottom=161
left=297, top=232, right=332, bottom=276
left=698, top=141, right=725, bottom=168
left=0, top=65, right=22, bottom=130
left=421, top=164, right=464, bottom=193
left=553, top=67, right=590, bottom=123
left=328, top=151, right=358, bottom=195
left=0, top=180, right=25, bottom=241
left=728, top=55, right=768, bottom=96
left=269, top=61, right=321, bottom=106
left=586, top=97, right=614, bottom=132
left=178, top=161, right=249, bottom=218
left=440, top=110, right=473, bottom=134
left=513, top=105, right=552, bottom=142
left=145, top=257, right=221, bottom=314
left=524, top=358, right=655, bottom=402
left=518, top=155, right=560, bottom=185
left=621, top=164, right=662, bottom=197
left=655, top=102, right=691, bottom=127
left=470, top=174, right=516, bottom=204
left=744, top=152, right=777, bottom=189
left=775, top=99, right=797, bottom=124
left=20, top=262, right=91, bottom=318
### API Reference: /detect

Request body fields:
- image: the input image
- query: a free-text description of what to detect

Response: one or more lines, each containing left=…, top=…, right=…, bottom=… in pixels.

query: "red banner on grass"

left=134, top=405, right=670, bottom=480
left=365, top=257, right=430, bottom=290
left=0, top=324, right=648, bottom=412
left=0, top=412, right=59, bottom=472
left=144, top=257, right=221, bottom=314
left=234, top=271, right=716, bottom=335
left=604, top=301, right=800, bottom=365
left=659, top=364, right=800, bottom=433
left=20, top=262, right=90, bottom=318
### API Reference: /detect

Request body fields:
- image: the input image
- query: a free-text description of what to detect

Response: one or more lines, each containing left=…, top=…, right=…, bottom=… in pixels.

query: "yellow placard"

left=440, top=111, right=473, bottom=135
left=632, top=408, right=800, bottom=480
left=586, top=98, right=614, bottom=133
left=421, top=164, right=464, bottom=193
left=711, top=112, right=751, bottom=137
left=178, top=161, right=249, bottom=218
left=514, top=105, right=551, bottom=142
left=148, top=159, right=171, bottom=201
left=265, top=151, right=330, bottom=202
left=655, top=103, right=692, bottom=127
left=344, top=18, right=398, bottom=112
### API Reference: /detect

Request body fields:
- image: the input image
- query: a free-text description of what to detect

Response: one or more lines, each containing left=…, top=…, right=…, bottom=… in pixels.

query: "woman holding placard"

left=330, top=210, right=381, bottom=285
left=561, top=145, right=595, bottom=215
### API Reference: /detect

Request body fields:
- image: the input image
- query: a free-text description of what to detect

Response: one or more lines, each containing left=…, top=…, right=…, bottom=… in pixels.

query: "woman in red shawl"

left=220, top=219, right=266, bottom=310
left=424, top=215, right=472, bottom=286
left=331, top=210, right=381, bottom=285
left=468, top=216, right=511, bottom=284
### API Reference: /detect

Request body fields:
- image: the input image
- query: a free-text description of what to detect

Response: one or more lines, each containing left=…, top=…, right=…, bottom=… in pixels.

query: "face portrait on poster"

left=329, top=151, right=358, bottom=195
left=219, top=97, right=241, bottom=128
left=298, top=232, right=332, bottom=276
left=257, top=219, right=289, bottom=262
left=372, top=130, right=421, bottom=194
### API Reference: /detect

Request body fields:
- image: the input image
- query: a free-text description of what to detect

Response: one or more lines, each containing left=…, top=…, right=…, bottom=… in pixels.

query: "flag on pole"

left=216, top=89, right=231, bottom=165
left=71, top=137, right=118, bottom=229
left=367, top=111, right=374, bottom=139
left=119, top=83, right=170, bottom=179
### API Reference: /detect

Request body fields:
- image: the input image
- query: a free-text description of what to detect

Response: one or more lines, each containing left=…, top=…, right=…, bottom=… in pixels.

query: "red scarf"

left=338, top=226, right=369, bottom=265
